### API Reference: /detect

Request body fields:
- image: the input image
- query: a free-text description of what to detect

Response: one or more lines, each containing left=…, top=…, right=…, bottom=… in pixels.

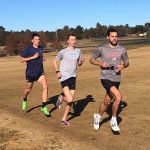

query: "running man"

left=53, top=34, right=84, bottom=125
left=90, top=28, right=129, bottom=131
left=20, top=33, right=50, bottom=116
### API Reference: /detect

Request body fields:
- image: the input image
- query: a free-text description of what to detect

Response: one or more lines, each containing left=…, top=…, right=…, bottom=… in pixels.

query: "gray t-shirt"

left=91, top=44, right=129, bottom=82
left=55, top=48, right=82, bottom=82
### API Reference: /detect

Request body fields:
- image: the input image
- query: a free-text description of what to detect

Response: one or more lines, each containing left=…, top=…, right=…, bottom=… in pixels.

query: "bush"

left=50, top=41, right=63, bottom=50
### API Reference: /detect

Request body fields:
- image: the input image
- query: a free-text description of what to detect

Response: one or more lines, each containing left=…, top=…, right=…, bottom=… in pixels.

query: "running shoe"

left=94, top=113, right=101, bottom=130
left=110, top=120, right=120, bottom=131
left=41, top=106, right=50, bottom=116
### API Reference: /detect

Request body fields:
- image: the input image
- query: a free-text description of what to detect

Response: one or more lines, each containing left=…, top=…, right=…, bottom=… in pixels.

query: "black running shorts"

left=101, top=79, right=120, bottom=93
left=26, top=72, right=44, bottom=83
left=61, top=77, right=76, bottom=90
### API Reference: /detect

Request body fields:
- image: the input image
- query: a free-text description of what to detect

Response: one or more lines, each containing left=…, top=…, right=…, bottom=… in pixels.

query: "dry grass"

left=0, top=46, right=150, bottom=150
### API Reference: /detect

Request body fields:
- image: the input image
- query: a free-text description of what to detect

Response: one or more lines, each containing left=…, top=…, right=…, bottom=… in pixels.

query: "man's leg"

left=62, top=86, right=74, bottom=124
left=109, top=86, right=122, bottom=131
left=99, top=92, right=112, bottom=116
left=56, top=93, right=64, bottom=109
left=57, top=89, right=75, bottom=110
left=38, top=75, right=49, bottom=115
left=38, top=75, right=48, bottom=103
left=22, top=82, right=33, bottom=111
left=23, top=82, right=33, bottom=100
left=94, top=92, right=112, bottom=130
left=69, top=90, right=75, bottom=98
left=110, top=86, right=122, bottom=117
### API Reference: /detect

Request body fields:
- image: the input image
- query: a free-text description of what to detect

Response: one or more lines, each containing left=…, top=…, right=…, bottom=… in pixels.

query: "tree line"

left=0, top=22, right=150, bottom=55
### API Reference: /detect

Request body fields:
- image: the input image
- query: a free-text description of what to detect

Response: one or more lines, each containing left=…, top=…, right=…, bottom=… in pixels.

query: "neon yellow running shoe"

left=41, top=106, right=50, bottom=116
left=22, top=100, right=27, bottom=111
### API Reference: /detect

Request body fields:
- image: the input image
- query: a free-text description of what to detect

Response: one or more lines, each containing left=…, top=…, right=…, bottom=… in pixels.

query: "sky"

left=0, top=0, right=150, bottom=31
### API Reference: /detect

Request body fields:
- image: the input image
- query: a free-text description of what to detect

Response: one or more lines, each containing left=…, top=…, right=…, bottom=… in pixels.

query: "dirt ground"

left=0, top=46, right=150, bottom=150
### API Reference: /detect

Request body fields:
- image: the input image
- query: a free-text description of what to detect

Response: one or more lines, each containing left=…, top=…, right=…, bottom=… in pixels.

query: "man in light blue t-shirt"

left=53, top=34, right=84, bottom=125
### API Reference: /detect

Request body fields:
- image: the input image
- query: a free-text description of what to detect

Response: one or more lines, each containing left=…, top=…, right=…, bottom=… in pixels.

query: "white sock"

left=99, top=114, right=102, bottom=118
left=111, top=116, right=117, bottom=122
left=97, top=114, right=101, bottom=120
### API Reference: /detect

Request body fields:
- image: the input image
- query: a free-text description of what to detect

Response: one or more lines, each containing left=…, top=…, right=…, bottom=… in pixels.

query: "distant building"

left=139, top=32, right=147, bottom=37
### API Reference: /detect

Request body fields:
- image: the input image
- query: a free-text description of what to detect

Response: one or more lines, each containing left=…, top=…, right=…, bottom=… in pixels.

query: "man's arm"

left=20, top=53, right=39, bottom=63
left=78, top=57, right=85, bottom=66
left=116, top=48, right=129, bottom=72
left=123, top=61, right=129, bottom=68
left=77, top=50, right=85, bottom=66
left=115, top=61, right=129, bottom=72
left=89, top=47, right=109, bottom=68
left=89, top=58, right=101, bottom=66
left=89, top=58, right=109, bottom=68
left=53, top=59, right=61, bottom=79
left=53, top=59, right=60, bottom=72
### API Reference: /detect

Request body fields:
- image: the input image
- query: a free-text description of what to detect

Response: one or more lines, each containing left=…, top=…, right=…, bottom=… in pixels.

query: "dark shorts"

left=61, top=77, right=76, bottom=90
left=101, top=79, right=120, bottom=93
left=26, top=72, right=44, bottom=83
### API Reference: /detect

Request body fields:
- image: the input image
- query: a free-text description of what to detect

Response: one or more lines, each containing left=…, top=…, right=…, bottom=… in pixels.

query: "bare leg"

left=110, top=86, right=122, bottom=117
left=23, top=82, right=33, bottom=100
left=38, top=75, right=48, bottom=103
left=62, top=87, right=74, bottom=121
left=99, top=92, right=112, bottom=116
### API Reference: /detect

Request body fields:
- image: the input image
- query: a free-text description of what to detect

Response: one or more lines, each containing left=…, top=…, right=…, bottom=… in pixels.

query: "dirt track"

left=0, top=46, right=150, bottom=150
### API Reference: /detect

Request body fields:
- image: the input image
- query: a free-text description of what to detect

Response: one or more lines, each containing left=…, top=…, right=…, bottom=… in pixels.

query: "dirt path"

left=0, top=46, right=150, bottom=150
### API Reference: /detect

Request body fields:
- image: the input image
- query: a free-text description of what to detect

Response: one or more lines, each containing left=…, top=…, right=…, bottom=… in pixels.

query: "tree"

left=0, top=26, right=5, bottom=32
left=0, top=31, right=6, bottom=46
left=63, top=25, right=70, bottom=39
left=147, top=29, right=150, bottom=38
left=145, top=22, right=150, bottom=31
left=38, top=31, right=47, bottom=47
left=75, top=25, right=84, bottom=39
left=50, top=41, right=63, bottom=50
left=131, top=25, right=146, bottom=34
left=5, top=33, right=21, bottom=55
left=45, top=31, right=55, bottom=41
left=0, top=26, right=6, bottom=45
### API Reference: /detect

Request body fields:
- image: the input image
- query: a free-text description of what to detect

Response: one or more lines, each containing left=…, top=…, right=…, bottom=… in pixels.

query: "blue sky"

left=0, top=0, right=150, bottom=31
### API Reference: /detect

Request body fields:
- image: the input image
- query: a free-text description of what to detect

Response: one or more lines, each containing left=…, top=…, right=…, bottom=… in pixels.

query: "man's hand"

left=78, top=57, right=85, bottom=66
left=115, top=64, right=124, bottom=72
left=100, top=62, right=109, bottom=68
left=43, top=57, right=46, bottom=62
left=56, top=71, right=61, bottom=79
left=80, top=57, right=85, bottom=62
left=32, top=53, right=39, bottom=59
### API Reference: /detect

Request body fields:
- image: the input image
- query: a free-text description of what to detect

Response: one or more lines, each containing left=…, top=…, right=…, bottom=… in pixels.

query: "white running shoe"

left=94, top=113, right=101, bottom=130
left=56, top=95, right=63, bottom=109
left=110, top=120, right=120, bottom=131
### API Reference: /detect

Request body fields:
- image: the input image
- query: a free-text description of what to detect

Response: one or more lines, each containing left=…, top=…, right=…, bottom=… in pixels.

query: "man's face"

left=67, top=35, right=77, bottom=47
left=107, top=32, right=118, bottom=46
left=32, top=36, right=40, bottom=46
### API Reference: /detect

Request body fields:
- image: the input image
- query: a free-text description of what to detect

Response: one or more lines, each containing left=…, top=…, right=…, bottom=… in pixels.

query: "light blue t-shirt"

left=55, top=48, right=83, bottom=82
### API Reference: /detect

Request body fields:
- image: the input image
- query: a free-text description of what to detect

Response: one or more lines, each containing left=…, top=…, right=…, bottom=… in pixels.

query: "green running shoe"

left=22, top=100, right=27, bottom=111
left=41, top=106, right=50, bottom=116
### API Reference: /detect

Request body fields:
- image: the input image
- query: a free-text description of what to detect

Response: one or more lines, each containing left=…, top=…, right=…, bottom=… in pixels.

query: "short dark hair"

left=107, top=28, right=118, bottom=36
left=32, top=33, right=40, bottom=39
left=67, top=33, right=76, bottom=40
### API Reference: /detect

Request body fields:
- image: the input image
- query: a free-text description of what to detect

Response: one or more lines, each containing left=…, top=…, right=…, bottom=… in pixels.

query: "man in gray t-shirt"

left=53, top=34, right=84, bottom=125
left=90, top=29, right=129, bottom=132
